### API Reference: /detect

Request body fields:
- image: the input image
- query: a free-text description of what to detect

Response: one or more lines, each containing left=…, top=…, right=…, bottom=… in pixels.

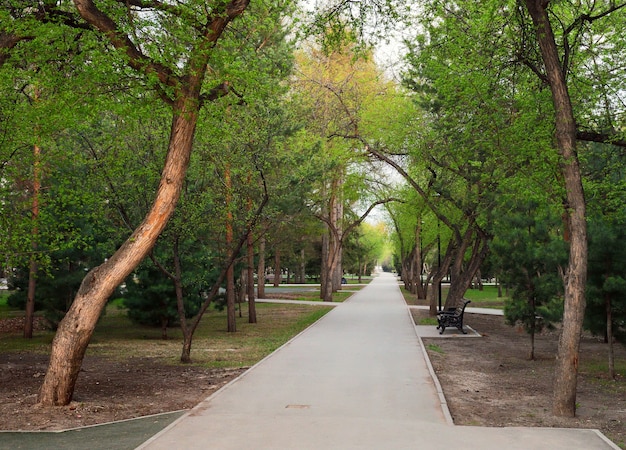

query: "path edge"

left=406, top=305, right=455, bottom=426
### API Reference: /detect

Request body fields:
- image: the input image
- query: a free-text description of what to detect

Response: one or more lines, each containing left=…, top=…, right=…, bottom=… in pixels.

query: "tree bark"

left=36, top=0, right=250, bottom=405
left=225, top=164, right=236, bottom=333
left=320, top=231, right=329, bottom=300
left=273, top=249, right=281, bottom=287
left=524, top=0, right=588, bottom=418
left=606, top=295, right=614, bottom=379
left=38, top=98, right=198, bottom=404
left=25, top=142, right=41, bottom=339
left=257, top=236, right=266, bottom=298
left=172, top=238, right=192, bottom=363
left=445, top=228, right=489, bottom=309
left=247, top=232, right=257, bottom=323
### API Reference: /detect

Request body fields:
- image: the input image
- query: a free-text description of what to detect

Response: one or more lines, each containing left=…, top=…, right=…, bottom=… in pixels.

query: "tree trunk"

left=299, top=248, right=306, bottom=284
left=606, top=295, right=614, bottom=379
left=524, top=0, right=588, bottom=418
left=38, top=97, right=199, bottom=406
left=36, top=0, right=251, bottom=406
left=445, top=228, right=489, bottom=309
left=257, top=236, right=266, bottom=299
left=247, top=232, right=256, bottom=324
left=225, top=164, right=236, bottom=333
left=24, top=140, right=42, bottom=338
left=172, top=237, right=192, bottom=363
left=331, top=182, right=343, bottom=292
left=161, top=317, right=168, bottom=340
left=273, top=249, right=281, bottom=287
left=529, top=295, right=536, bottom=361
left=320, top=232, right=329, bottom=300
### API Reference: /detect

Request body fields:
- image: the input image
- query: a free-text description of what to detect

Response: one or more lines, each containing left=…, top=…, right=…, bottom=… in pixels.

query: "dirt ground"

left=0, top=313, right=624, bottom=449
left=416, top=310, right=626, bottom=448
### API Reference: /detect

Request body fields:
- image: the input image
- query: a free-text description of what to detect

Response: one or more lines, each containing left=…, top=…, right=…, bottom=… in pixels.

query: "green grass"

left=402, top=284, right=507, bottom=310
left=0, top=298, right=334, bottom=370
left=88, top=301, right=333, bottom=368
left=262, top=284, right=365, bottom=302
left=418, top=316, right=439, bottom=326
left=463, top=285, right=508, bottom=309
left=427, top=343, right=444, bottom=354
left=581, top=359, right=626, bottom=382
left=0, top=282, right=360, bottom=364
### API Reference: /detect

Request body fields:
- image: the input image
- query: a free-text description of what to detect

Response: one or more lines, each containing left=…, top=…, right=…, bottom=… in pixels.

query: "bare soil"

left=414, top=310, right=626, bottom=448
left=1, top=312, right=624, bottom=449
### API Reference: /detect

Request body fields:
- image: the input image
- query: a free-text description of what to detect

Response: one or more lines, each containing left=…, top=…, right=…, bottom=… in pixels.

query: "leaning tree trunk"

left=38, top=98, right=199, bottom=406
left=525, top=0, right=588, bottom=418
left=36, top=0, right=249, bottom=406
left=445, top=228, right=490, bottom=309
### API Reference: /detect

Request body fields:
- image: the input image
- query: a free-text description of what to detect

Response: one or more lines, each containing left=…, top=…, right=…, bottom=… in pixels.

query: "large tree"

left=1, top=0, right=256, bottom=406
left=520, top=0, right=626, bottom=417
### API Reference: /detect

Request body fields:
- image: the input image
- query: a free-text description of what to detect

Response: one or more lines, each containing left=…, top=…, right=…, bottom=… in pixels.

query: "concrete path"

left=138, top=273, right=618, bottom=450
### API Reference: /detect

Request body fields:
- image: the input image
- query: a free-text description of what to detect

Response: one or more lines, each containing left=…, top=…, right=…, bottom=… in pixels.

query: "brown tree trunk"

left=273, top=249, right=281, bottom=287
left=606, top=295, right=615, bottom=379
left=330, top=179, right=343, bottom=293
left=36, top=0, right=250, bottom=406
left=299, top=248, right=306, bottom=284
left=247, top=232, right=257, bottom=324
left=524, top=0, right=588, bottom=418
left=38, top=97, right=199, bottom=406
left=257, top=236, right=266, bottom=299
left=320, top=232, right=329, bottom=300
left=225, top=164, right=236, bottom=333
left=24, top=143, right=41, bottom=339
left=445, top=228, right=489, bottom=309
left=171, top=237, right=192, bottom=363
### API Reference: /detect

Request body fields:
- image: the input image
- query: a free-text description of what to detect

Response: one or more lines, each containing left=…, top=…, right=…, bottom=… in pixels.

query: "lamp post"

left=438, top=219, right=442, bottom=312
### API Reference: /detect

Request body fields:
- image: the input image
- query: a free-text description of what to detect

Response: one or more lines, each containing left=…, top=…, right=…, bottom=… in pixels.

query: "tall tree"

left=520, top=0, right=626, bottom=417
left=11, top=0, right=255, bottom=406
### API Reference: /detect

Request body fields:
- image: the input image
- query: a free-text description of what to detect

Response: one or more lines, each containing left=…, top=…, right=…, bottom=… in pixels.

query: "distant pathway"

left=139, top=273, right=618, bottom=450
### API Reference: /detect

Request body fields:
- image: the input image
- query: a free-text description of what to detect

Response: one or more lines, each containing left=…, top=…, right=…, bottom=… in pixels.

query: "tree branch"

left=73, top=0, right=179, bottom=102
left=576, top=130, right=626, bottom=148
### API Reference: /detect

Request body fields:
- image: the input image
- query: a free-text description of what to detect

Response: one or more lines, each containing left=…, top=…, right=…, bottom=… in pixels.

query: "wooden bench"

left=436, top=299, right=471, bottom=334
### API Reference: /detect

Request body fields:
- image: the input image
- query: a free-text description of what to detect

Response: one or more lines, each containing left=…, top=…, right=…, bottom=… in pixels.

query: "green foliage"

left=585, top=216, right=626, bottom=343
left=5, top=164, right=114, bottom=328
left=426, top=343, right=444, bottom=353
left=492, top=200, right=567, bottom=335
left=123, top=264, right=191, bottom=331
left=343, top=222, right=387, bottom=276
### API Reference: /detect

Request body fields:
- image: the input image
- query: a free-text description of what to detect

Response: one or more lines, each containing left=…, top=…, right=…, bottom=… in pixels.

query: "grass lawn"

left=87, top=301, right=334, bottom=368
left=402, top=283, right=507, bottom=310
left=0, top=284, right=360, bottom=368
left=462, top=285, right=508, bottom=309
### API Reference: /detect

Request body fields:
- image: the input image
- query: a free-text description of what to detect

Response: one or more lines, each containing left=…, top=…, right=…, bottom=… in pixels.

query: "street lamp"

left=437, top=219, right=442, bottom=312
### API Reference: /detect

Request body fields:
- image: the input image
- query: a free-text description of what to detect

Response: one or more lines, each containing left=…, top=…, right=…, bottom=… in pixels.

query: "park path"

left=138, top=273, right=618, bottom=450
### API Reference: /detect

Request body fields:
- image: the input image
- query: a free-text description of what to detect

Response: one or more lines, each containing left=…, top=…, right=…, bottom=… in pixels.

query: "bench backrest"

left=455, top=299, right=471, bottom=316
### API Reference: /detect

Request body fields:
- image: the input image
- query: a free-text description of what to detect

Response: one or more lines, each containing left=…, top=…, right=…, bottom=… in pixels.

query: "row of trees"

left=1, top=0, right=624, bottom=421
left=0, top=0, right=391, bottom=405
left=385, top=0, right=626, bottom=417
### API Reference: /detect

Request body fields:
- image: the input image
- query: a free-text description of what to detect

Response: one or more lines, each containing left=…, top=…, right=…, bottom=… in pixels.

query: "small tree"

left=123, top=259, right=209, bottom=340
left=585, top=216, right=626, bottom=379
left=493, top=200, right=567, bottom=360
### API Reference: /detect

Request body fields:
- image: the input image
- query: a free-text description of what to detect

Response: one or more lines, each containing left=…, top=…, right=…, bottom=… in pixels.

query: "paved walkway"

left=138, top=273, right=618, bottom=450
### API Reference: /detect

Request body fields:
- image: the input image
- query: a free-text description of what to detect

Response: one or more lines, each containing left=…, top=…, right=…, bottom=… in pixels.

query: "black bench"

left=436, top=299, right=471, bottom=334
